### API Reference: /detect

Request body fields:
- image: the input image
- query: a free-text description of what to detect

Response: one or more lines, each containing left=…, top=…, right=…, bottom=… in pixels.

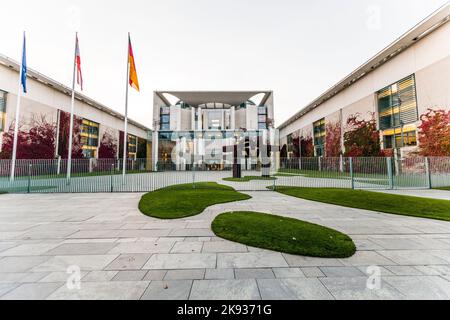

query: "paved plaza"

left=0, top=189, right=450, bottom=300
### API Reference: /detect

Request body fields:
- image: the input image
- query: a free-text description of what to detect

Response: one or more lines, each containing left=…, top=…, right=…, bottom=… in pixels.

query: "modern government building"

left=152, top=91, right=275, bottom=170
left=279, top=5, right=450, bottom=159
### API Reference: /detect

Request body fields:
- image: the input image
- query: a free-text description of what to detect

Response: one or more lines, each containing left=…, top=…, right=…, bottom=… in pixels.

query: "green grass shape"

left=139, top=182, right=251, bottom=219
left=436, top=187, right=450, bottom=191
left=275, top=187, right=450, bottom=222
left=212, top=211, right=356, bottom=258
left=223, top=176, right=277, bottom=182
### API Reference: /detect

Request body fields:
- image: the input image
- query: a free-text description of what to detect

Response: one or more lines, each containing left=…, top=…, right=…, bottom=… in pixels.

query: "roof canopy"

left=156, top=91, right=272, bottom=107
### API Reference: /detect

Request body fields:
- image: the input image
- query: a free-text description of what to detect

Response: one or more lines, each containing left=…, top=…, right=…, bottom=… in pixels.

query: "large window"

left=313, top=118, right=326, bottom=157
left=128, top=134, right=137, bottom=159
left=160, top=106, right=170, bottom=131
left=258, top=106, right=268, bottom=130
left=80, top=119, right=99, bottom=158
left=0, top=90, right=6, bottom=132
left=378, top=75, right=418, bottom=148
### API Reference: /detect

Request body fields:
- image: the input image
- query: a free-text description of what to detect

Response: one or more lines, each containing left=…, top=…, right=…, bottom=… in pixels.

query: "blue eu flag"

left=21, top=33, right=27, bottom=93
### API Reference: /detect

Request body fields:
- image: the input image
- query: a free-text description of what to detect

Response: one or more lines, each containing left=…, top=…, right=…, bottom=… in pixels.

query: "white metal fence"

left=0, top=157, right=449, bottom=194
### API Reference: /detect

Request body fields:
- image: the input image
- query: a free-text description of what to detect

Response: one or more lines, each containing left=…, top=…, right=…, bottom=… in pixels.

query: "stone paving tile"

left=385, top=266, right=425, bottom=276
left=0, top=256, right=51, bottom=273
left=141, top=280, right=192, bottom=300
left=0, top=243, right=61, bottom=257
left=339, top=251, right=397, bottom=267
left=300, top=267, right=326, bottom=278
left=383, top=276, right=450, bottom=300
left=272, top=268, right=305, bottom=279
left=320, top=277, right=405, bottom=300
left=1, top=283, right=64, bottom=300
left=235, top=268, right=275, bottom=279
left=39, top=271, right=88, bottom=283
left=257, top=278, right=334, bottom=300
left=32, top=255, right=118, bottom=272
left=0, top=272, right=49, bottom=283
left=117, top=230, right=172, bottom=238
left=108, top=242, right=174, bottom=254
left=202, top=241, right=248, bottom=253
left=170, top=242, right=204, bottom=254
left=45, top=243, right=118, bottom=256
left=204, top=269, right=235, bottom=280
left=143, top=270, right=167, bottom=281
left=357, top=266, right=394, bottom=277
left=217, top=253, right=288, bottom=269
left=320, top=267, right=366, bottom=278
left=104, top=254, right=152, bottom=271
left=47, top=281, right=150, bottom=300
left=112, top=270, right=148, bottom=281
left=0, top=243, right=18, bottom=253
left=164, top=269, right=205, bottom=280
left=413, top=265, right=450, bottom=276
left=283, top=254, right=344, bottom=267
left=0, top=283, right=19, bottom=297
left=190, top=280, right=261, bottom=300
left=377, top=250, right=449, bottom=266
left=143, top=254, right=217, bottom=270
left=169, top=229, right=215, bottom=237
left=82, top=271, right=119, bottom=282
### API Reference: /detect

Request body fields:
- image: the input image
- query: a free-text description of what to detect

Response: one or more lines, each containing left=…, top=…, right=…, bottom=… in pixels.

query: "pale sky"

left=1, top=0, right=448, bottom=128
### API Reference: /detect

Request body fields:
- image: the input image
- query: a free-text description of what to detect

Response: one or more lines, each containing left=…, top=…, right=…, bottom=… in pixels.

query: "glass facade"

left=80, top=119, right=99, bottom=158
left=160, top=106, right=170, bottom=131
left=128, top=134, right=137, bottom=159
left=378, top=75, right=418, bottom=148
left=0, top=90, right=6, bottom=132
left=258, top=106, right=268, bottom=130
left=313, top=118, right=326, bottom=156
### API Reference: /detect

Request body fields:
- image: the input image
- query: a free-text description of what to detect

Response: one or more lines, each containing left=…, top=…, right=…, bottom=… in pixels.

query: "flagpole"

left=10, top=31, right=26, bottom=182
left=122, top=32, right=130, bottom=181
left=67, top=32, right=78, bottom=184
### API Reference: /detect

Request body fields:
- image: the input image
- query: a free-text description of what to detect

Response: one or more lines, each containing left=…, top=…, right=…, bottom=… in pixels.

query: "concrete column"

left=191, top=108, right=196, bottom=131
left=198, top=108, right=203, bottom=131
left=152, top=130, right=159, bottom=171
left=231, top=107, right=236, bottom=130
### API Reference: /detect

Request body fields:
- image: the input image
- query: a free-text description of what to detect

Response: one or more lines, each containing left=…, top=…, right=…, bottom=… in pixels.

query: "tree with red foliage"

left=325, top=121, right=342, bottom=157
left=0, top=116, right=56, bottom=159
left=344, top=113, right=382, bottom=157
left=58, top=111, right=84, bottom=159
left=98, top=130, right=118, bottom=159
left=418, top=108, right=450, bottom=156
left=300, top=135, right=314, bottom=157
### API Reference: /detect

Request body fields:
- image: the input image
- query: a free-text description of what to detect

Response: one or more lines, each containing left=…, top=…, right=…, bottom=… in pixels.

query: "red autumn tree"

left=58, top=111, right=84, bottom=159
left=325, top=121, right=342, bottom=157
left=300, top=135, right=314, bottom=157
left=344, top=113, right=382, bottom=157
left=98, top=130, right=118, bottom=159
left=418, top=109, right=450, bottom=156
left=0, top=116, right=56, bottom=159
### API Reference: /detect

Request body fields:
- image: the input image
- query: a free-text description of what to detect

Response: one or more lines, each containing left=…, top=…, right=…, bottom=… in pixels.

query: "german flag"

left=128, top=34, right=140, bottom=92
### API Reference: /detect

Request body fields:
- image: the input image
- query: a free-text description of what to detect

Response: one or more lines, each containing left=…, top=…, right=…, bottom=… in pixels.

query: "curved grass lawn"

left=139, top=182, right=251, bottom=219
left=223, top=176, right=277, bottom=182
left=212, top=212, right=356, bottom=258
left=275, top=187, right=450, bottom=221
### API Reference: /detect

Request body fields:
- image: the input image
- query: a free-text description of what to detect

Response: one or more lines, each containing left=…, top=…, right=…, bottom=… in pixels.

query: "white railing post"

left=425, top=157, right=432, bottom=189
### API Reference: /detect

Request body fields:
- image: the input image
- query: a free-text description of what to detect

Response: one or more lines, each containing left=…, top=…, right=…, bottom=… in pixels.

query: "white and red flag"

left=75, top=35, right=83, bottom=90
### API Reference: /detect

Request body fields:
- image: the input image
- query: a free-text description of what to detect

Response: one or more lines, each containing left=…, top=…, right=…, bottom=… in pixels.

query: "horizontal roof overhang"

left=278, top=3, right=450, bottom=130
left=156, top=91, right=272, bottom=107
